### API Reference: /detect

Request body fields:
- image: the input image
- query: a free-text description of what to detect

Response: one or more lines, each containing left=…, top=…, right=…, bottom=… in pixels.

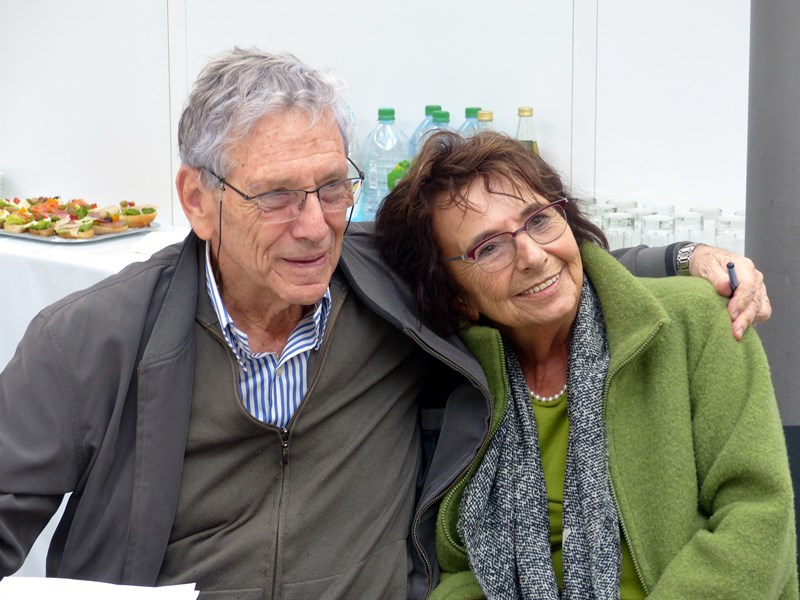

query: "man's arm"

left=612, top=242, right=770, bottom=341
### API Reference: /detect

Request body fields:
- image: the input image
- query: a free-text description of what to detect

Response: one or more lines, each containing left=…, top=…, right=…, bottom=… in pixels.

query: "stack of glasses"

left=585, top=199, right=745, bottom=255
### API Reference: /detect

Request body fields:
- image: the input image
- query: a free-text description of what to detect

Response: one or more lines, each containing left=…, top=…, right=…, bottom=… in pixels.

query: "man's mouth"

left=284, top=252, right=328, bottom=267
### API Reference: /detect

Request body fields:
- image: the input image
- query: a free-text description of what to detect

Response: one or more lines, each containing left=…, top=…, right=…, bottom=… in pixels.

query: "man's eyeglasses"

left=208, top=157, right=364, bottom=224
left=443, top=198, right=569, bottom=273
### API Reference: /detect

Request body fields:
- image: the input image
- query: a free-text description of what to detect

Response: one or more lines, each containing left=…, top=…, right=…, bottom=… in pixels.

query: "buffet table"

left=0, top=225, right=191, bottom=577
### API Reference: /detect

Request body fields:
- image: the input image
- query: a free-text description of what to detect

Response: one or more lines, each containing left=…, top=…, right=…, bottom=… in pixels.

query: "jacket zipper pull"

left=280, top=428, right=290, bottom=465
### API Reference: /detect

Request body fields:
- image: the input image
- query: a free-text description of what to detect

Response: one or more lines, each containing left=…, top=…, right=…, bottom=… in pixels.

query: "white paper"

left=0, top=577, right=198, bottom=600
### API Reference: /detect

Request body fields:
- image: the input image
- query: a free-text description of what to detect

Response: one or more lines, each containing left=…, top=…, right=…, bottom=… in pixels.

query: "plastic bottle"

left=418, top=110, right=453, bottom=151
left=516, top=106, right=539, bottom=155
left=408, top=104, right=442, bottom=158
left=457, top=107, right=482, bottom=138
left=477, top=110, right=494, bottom=132
left=357, top=107, right=409, bottom=222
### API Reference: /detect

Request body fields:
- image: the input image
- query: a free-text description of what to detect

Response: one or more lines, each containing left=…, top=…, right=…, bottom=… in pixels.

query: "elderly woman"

left=374, top=131, right=797, bottom=599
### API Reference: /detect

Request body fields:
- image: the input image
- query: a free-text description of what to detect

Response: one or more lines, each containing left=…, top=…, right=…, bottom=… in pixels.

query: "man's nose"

left=293, top=191, right=330, bottom=240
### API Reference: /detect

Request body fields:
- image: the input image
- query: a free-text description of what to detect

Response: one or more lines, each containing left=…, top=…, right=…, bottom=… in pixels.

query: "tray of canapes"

left=0, top=197, right=159, bottom=243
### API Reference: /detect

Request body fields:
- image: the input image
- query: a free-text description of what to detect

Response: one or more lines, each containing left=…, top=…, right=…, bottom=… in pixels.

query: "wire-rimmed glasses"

left=208, top=156, right=364, bottom=224
left=443, top=198, right=569, bottom=273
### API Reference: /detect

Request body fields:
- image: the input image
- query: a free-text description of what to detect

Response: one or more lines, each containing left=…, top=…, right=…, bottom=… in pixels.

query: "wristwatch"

left=675, top=242, right=699, bottom=276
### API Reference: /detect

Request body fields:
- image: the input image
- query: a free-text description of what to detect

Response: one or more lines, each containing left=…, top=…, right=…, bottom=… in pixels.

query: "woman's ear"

left=176, top=165, right=216, bottom=240
left=451, top=296, right=480, bottom=322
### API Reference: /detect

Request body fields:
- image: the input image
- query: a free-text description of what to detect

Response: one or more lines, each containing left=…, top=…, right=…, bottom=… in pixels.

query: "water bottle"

left=357, top=107, right=409, bottom=222
left=516, top=106, right=539, bottom=155
left=409, top=104, right=442, bottom=158
left=418, top=110, right=453, bottom=151
left=457, top=107, right=482, bottom=138
left=477, top=110, right=494, bottom=132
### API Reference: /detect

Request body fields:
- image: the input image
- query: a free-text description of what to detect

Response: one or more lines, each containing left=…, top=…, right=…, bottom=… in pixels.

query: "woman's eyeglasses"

left=442, top=198, right=569, bottom=273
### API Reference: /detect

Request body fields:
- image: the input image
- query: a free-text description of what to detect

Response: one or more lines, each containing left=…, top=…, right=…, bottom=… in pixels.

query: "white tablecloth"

left=0, top=226, right=191, bottom=577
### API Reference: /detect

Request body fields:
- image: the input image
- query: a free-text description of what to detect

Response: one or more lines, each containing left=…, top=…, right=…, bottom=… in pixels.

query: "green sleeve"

left=648, top=306, right=797, bottom=598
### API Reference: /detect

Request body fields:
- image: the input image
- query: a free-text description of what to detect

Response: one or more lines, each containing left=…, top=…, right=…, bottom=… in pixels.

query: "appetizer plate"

left=0, top=222, right=161, bottom=244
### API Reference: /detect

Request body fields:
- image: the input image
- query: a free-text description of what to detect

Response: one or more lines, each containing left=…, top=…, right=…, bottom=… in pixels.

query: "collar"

left=578, top=242, right=669, bottom=372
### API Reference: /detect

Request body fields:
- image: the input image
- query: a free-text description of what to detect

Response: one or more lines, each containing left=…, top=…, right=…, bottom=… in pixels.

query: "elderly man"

left=0, top=48, right=770, bottom=598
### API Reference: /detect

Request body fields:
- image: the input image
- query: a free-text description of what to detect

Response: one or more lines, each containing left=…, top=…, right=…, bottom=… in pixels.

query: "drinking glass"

left=602, top=211, right=636, bottom=250
left=716, top=215, right=746, bottom=255
left=690, top=206, right=722, bottom=246
left=673, top=211, right=704, bottom=243
left=641, top=214, right=675, bottom=246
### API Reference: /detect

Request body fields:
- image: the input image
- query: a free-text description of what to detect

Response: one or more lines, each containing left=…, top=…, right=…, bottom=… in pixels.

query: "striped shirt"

left=204, top=244, right=331, bottom=428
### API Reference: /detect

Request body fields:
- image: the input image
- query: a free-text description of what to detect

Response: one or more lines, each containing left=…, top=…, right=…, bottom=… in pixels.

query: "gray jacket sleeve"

left=0, top=313, right=78, bottom=577
left=611, top=242, right=688, bottom=278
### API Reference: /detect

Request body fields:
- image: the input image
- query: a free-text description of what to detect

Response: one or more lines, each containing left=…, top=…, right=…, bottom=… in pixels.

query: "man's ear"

left=176, top=165, right=216, bottom=240
left=451, top=295, right=480, bottom=322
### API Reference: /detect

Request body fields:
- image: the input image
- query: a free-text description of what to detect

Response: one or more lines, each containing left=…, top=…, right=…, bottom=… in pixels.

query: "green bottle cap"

left=378, top=108, right=396, bottom=120
left=432, top=110, right=450, bottom=124
left=424, top=104, right=442, bottom=116
left=465, top=107, right=481, bottom=118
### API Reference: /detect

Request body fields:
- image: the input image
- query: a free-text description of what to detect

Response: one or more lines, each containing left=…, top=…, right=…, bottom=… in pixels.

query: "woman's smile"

left=517, top=270, right=562, bottom=297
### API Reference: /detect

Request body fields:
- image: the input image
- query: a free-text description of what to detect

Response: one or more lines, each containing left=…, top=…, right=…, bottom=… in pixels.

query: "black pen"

left=727, top=262, right=739, bottom=298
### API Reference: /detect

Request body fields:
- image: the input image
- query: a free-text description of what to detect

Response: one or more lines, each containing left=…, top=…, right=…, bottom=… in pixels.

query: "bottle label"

left=367, top=159, right=379, bottom=190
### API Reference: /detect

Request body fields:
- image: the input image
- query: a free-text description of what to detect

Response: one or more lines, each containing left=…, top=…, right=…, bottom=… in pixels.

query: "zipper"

left=603, top=322, right=663, bottom=595
left=270, top=426, right=289, bottom=599
left=280, top=427, right=290, bottom=465
left=204, top=320, right=294, bottom=596
left=265, top=289, right=349, bottom=597
left=404, top=327, right=496, bottom=598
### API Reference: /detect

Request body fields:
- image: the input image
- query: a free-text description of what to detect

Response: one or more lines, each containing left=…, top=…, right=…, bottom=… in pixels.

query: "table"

left=0, top=226, right=191, bottom=577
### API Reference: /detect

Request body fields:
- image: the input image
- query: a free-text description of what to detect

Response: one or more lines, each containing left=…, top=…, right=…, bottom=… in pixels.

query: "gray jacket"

left=0, top=226, right=676, bottom=597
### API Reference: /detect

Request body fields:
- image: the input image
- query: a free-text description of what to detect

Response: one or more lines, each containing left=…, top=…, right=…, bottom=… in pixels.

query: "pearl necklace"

left=528, top=383, right=568, bottom=403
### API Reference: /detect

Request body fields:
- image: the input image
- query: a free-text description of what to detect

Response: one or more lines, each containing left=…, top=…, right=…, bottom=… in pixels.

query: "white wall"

left=593, top=1, right=751, bottom=211
left=0, top=0, right=175, bottom=222
left=0, top=0, right=750, bottom=226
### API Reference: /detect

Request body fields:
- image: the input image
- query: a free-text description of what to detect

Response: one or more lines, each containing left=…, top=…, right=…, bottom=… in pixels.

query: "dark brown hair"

left=374, top=130, right=607, bottom=335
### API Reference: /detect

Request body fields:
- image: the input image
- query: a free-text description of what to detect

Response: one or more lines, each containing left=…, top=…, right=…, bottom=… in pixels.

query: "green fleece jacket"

left=432, top=242, right=798, bottom=600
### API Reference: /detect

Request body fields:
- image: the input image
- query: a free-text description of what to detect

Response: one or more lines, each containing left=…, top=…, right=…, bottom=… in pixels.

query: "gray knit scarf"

left=457, top=276, right=620, bottom=599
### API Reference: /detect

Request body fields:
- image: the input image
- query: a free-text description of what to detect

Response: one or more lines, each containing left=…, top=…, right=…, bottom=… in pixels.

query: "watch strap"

left=675, top=242, right=698, bottom=276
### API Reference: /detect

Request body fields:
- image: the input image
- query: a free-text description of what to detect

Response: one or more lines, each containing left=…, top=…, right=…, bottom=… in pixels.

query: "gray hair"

left=178, top=47, right=352, bottom=187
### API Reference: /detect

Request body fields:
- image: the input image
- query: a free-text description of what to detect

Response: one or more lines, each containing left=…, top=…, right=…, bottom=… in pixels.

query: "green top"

left=464, top=106, right=481, bottom=118
left=377, top=107, right=395, bottom=121
left=533, top=393, right=644, bottom=598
